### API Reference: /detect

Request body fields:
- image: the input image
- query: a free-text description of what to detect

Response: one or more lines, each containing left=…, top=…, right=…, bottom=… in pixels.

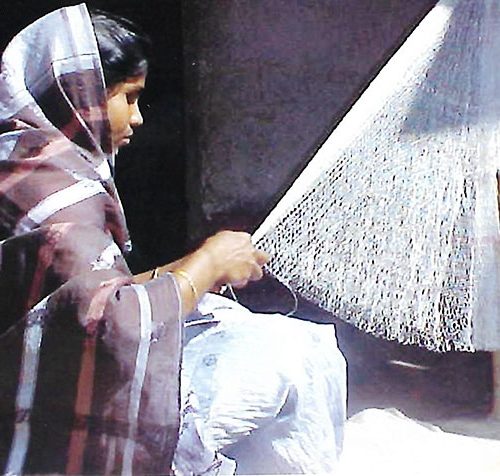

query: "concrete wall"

left=183, top=0, right=438, bottom=240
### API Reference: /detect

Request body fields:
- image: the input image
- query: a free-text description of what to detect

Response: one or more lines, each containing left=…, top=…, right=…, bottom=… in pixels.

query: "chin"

left=113, top=141, right=129, bottom=153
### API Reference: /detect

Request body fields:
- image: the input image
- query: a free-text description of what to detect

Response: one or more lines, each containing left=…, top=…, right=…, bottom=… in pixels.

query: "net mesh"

left=253, top=0, right=500, bottom=352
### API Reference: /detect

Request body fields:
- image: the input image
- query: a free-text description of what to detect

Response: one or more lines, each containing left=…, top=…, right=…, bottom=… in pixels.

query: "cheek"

left=107, top=97, right=129, bottom=135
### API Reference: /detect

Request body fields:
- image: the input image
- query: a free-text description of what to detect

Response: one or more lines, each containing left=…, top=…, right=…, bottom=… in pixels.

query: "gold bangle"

left=173, top=269, right=200, bottom=302
left=151, top=267, right=160, bottom=279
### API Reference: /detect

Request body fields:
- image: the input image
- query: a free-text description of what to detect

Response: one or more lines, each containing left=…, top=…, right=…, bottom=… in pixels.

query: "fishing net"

left=253, top=0, right=500, bottom=351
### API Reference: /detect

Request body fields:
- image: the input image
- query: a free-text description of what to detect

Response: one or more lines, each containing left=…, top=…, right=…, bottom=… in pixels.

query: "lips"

left=114, top=130, right=134, bottom=150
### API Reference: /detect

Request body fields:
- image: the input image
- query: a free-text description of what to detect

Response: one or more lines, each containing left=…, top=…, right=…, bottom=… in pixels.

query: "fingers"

left=249, top=260, right=264, bottom=281
left=236, top=232, right=270, bottom=267
left=227, top=256, right=266, bottom=290
left=203, top=230, right=271, bottom=289
left=232, top=280, right=249, bottom=289
left=254, top=249, right=270, bottom=266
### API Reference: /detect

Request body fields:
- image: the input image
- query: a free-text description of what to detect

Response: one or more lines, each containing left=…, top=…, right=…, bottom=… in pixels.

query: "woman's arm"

left=134, top=231, right=269, bottom=317
left=133, top=257, right=184, bottom=284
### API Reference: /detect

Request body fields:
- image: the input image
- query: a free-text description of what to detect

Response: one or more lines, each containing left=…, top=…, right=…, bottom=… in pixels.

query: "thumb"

left=255, top=249, right=270, bottom=266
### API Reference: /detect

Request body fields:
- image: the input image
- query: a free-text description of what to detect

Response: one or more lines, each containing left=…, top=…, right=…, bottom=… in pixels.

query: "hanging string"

left=220, top=265, right=299, bottom=317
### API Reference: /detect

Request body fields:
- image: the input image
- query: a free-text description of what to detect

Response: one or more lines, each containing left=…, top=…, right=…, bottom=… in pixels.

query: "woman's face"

left=106, top=75, right=146, bottom=152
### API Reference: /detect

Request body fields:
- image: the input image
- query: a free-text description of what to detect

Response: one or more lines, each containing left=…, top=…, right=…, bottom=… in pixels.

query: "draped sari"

left=0, top=5, right=182, bottom=474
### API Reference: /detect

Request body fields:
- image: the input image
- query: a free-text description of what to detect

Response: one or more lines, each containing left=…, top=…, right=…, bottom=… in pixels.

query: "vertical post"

left=492, top=351, right=500, bottom=418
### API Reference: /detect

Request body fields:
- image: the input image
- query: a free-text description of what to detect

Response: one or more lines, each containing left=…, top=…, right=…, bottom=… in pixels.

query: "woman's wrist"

left=171, top=269, right=200, bottom=302
left=164, top=247, right=220, bottom=314
left=191, top=240, right=229, bottom=286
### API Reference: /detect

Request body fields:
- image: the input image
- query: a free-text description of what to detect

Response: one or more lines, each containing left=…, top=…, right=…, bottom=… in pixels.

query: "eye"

left=126, top=88, right=143, bottom=105
left=126, top=93, right=138, bottom=105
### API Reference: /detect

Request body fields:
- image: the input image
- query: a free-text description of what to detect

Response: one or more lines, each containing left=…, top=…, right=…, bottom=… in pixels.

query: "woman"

left=0, top=5, right=346, bottom=475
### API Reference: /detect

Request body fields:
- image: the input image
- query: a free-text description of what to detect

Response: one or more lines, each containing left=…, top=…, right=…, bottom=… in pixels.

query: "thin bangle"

left=151, top=267, right=160, bottom=279
left=173, top=269, right=200, bottom=302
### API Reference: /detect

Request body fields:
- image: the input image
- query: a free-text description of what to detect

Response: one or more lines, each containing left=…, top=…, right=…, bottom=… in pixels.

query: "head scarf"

left=0, top=1, right=127, bottom=246
left=0, top=5, right=182, bottom=474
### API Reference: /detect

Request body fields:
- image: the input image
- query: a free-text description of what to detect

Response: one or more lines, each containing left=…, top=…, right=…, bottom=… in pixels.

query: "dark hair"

left=90, top=9, right=151, bottom=88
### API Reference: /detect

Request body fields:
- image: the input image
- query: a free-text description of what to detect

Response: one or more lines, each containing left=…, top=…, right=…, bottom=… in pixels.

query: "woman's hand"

left=135, top=230, right=270, bottom=317
left=200, top=231, right=269, bottom=289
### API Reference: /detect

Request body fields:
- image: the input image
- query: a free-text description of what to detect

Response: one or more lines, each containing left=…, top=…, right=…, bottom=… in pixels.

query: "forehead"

left=108, top=75, right=146, bottom=95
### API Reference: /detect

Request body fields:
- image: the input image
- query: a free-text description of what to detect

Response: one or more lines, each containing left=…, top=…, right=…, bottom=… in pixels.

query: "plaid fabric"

left=0, top=5, right=182, bottom=474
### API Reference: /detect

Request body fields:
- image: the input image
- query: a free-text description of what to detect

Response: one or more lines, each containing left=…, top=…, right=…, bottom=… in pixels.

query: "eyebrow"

left=126, top=84, right=145, bottom=92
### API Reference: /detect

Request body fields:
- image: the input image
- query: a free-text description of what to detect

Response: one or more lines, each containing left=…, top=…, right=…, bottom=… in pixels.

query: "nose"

left=130, top=101, right=143, bottom=128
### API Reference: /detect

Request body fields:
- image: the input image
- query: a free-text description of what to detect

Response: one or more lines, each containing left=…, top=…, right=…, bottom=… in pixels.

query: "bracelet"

left=173, top=269, right=200, bottom=302
left=151, top=267, right=160, bottom=279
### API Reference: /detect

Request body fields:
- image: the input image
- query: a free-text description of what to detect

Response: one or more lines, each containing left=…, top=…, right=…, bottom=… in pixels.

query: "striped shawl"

left=0, top=4, right=182, bottom=474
